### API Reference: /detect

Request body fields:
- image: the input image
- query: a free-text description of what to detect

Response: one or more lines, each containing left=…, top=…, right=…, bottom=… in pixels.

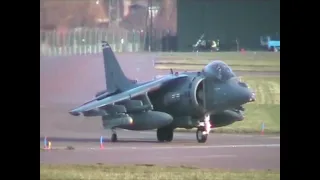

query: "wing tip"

left=69, top=110, right=80, bottom=116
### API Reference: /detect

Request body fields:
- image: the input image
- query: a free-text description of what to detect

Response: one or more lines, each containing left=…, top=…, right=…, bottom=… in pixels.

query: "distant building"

left=40, top=0, right=108, bottom=30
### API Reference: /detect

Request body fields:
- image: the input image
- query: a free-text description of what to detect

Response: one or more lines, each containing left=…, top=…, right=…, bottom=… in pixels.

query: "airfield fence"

left=40, top=28, right=170, bottom=57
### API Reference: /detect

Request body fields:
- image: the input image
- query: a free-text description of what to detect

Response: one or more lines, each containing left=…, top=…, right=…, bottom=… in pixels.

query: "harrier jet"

left=69, top=41, right=255, bottom=143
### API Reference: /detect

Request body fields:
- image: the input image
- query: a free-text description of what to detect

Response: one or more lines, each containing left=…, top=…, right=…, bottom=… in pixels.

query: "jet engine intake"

left=193, top=76, right=204, bottom=107
left=188, top=76, right=205, bottom=113
left=161, top=76, right=205, bottom=116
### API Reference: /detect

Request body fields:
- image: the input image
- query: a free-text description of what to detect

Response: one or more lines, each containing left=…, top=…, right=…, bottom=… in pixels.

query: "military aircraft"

left=69, top=41, right=255, bottom=143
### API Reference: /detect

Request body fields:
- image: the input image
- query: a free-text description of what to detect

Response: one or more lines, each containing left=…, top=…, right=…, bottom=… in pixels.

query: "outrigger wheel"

left=111, top=133, right=118, bottom=142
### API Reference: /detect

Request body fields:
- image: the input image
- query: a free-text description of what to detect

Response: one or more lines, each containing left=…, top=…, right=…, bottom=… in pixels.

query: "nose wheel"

left=196, top=114, right=211, bottom=143
left=196, top=127, right=208, bottom=143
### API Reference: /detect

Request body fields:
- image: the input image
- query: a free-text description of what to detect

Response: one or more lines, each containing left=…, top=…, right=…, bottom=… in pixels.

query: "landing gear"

left=196, top=127, right=208, bottom=143
left=157, top=126, right=173, bottom=142
left=196, top=114, right=211, bottom=143
left=111, top=128, right=118, bottom=142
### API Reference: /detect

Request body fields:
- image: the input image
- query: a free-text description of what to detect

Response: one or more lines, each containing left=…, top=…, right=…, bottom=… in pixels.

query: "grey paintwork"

left=69, top=41, right=255, bottom=142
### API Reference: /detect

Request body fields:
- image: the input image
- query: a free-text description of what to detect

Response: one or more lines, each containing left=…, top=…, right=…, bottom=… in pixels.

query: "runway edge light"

left=100, top=136, right=104, bottom=149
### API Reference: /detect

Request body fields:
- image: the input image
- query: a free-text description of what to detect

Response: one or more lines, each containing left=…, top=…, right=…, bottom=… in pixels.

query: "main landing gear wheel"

left=111, top=128, right=118, bottom=142
left=157, top=126, right=173, bottom=142
left=196, top=127, right=208, bottom=143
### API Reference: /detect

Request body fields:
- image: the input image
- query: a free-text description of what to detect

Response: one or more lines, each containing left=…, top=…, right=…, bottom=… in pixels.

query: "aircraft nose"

left=237, top=82, right=255, bottom=104
left=250, top=91, right=256, bottom=102
left=207, top=80, right=256, bottom=111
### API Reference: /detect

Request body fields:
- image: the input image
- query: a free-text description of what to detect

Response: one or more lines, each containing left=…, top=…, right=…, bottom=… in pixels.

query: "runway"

left=40, top=53, right=280, bottom=170
left=40, top=130, right=279, bottom=170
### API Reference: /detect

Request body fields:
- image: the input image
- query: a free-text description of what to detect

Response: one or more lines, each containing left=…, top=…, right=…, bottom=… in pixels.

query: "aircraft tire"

left=111, top=133, right=118, bottom=142
left=157, top=127, right=173, bottom=142
left=196, top=127, right=208, bottom=143
left=165, top=128, right=173, bottom=142
left=157, top=128, right=165, bottom=142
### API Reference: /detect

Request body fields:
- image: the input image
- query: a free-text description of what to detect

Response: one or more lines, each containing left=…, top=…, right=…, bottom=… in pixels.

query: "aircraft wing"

left=69, top=74, right=188, bottom=116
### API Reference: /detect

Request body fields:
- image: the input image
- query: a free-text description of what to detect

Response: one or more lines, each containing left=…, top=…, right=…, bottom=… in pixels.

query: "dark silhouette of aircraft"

left=69, top=41, right=255, bottom=143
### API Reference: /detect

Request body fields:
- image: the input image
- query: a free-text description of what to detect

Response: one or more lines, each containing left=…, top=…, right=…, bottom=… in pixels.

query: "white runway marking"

left=46, top=143, right=280, bottom=152
left=139, top=131, right=280, bottom=139
left=159, top=154, right=237, bottom=161
left=116, top=144, right=280, bottom=150
left=267, top=136, right=280, bottom=139
left=177, top=154, right=237, bottom=159
left=221, top=134, right=254, bottom=137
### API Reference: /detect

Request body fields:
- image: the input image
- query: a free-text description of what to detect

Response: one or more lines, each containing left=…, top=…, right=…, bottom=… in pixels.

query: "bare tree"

left=40, top=0, right=108, bottom=29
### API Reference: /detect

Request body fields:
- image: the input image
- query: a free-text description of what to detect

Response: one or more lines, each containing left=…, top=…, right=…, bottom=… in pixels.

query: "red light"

left=210, top=121, right=214, bottom=128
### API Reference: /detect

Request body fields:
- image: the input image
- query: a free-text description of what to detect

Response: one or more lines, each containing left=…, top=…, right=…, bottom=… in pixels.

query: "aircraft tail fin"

left=102, top=41, right=133, bottom=91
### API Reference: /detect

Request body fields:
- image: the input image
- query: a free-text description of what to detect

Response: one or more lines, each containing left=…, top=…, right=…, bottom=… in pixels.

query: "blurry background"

left=40, top=0, right=280, bottom=55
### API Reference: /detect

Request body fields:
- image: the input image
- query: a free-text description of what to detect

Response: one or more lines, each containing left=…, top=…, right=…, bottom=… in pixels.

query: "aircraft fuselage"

left=93, top=70, right=254, bottom=131
left=69, top=41, right=255, bottom=143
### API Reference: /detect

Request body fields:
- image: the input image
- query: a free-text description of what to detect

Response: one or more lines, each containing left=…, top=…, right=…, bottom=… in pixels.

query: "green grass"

left=156, top=59, right=279, bottom=66
left=155, top=51, right=280, bottom=72
left=40, top=164, right=280, bottom=180
left=157, top=51, right=280, bottom=61
left=176, top=76, right=280, bottom=134
left=155, top=64, right=280, bottom=72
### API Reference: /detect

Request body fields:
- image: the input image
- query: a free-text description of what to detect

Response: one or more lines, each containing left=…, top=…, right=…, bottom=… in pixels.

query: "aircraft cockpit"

left=203, top=60, right=236, bottom=81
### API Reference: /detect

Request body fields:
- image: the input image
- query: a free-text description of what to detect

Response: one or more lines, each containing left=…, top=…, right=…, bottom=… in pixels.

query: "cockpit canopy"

left=203, top=60, right=236, bottom=81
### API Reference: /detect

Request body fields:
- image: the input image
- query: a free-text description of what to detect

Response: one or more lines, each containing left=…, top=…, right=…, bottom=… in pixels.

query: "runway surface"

left=40, top=53, right=280, bottom=170
left=40, top=130, right=279, bottom=170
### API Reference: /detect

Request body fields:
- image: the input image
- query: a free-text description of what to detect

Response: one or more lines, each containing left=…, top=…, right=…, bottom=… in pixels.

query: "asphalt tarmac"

left=40, top=53, right=280, bottom=170
left=40, top=130, right=279, bottom=170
